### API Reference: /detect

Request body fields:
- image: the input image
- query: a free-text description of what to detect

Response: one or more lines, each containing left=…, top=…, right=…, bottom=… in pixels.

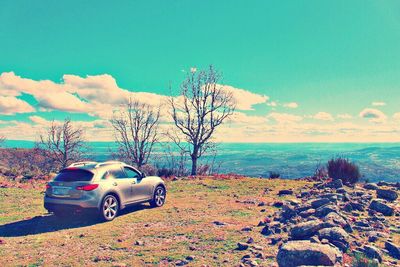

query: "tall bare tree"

left=0, top=136, right=5, bottom=147
left=111, top=99, right=160, bottom=168
left=170, top=66, right=236, bottom=175
left=38, top=118, right=86, bottom=168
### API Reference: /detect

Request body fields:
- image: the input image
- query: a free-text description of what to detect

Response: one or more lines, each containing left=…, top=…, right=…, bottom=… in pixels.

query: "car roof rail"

left=68, top=161, right=98, bottom=167
left=95, top=161, right=125, bottom=168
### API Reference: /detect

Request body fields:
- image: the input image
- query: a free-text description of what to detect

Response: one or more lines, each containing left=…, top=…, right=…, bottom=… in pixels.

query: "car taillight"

left=76, top=184, right=99, bottom=191
left=46, top=184, right=51, bottom=189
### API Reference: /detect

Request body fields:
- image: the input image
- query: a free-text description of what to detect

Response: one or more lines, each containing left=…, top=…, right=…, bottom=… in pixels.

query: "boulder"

left=290, top=220, right=333, bottom=240
left=278, top=189, right=293, bottom=196
left=237, top=242, right=249, bottom=250
left=376, top=188, right=398, bottom=201
left=299, top=208, right=315, bottom=218
left=363, top=183, right=379, bottom=190
left=369, top=200, right=394, bottom=216
left=315, top=205, right=338, bottom=218
left=349, top=201, right=365, bottom=211
left=363, top=245, right=382, bottom=263
left=277, top=241, right=341, bottom=267
left=325, top=179, right=343, bottom=189
left=385, top=241, right=400, bottom=259
left=323, top=212, right=350, bottom=231
left=311, top=198, right=331, bottom=209
left=318, top=227, right=349, bottom=251
left=281, top=204, right=297, bottom=221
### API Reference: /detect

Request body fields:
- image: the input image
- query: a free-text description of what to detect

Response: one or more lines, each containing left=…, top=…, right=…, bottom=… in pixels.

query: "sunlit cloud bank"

left=1, top=72, right=400, bottom=142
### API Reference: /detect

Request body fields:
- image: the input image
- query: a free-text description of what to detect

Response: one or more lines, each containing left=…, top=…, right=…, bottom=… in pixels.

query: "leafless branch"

left=38, top=118, right=86, bottom=168
left=170, top=65, right=236, bottom=175
left=110, top=98, right=160, bottom=167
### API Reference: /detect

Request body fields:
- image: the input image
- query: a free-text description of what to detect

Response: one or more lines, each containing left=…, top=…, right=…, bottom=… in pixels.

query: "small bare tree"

left=111, top=98, right=160, bottom=168
left=38, top=118, right=86, bottom=168
left=170, top=66, right=236, bottom=175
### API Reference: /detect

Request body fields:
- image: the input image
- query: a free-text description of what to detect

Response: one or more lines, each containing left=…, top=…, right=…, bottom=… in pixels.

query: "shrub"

left=269, top=171, right=280, bottom=179
left=140, top=164, right=158, bottom=176
left=327, top=157, right=361, bottom=185
left=313, top=164, right=329, bottom=181
left=197, top=164, right=210, bottom=175
left=157, top=167, right=174, bottom=178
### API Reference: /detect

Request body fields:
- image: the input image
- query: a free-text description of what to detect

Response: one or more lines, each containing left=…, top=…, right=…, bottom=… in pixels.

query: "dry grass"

left=0, top=177, right=308, bottom=266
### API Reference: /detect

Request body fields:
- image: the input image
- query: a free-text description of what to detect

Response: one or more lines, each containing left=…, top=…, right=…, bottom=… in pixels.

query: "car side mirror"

left=141, top=172, right=146, bottom=179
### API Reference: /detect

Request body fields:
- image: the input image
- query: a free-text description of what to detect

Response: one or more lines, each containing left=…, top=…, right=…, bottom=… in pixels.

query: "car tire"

left=99, top=194, right=119, bottom=221
left=150, top=186, right=166, bottom=208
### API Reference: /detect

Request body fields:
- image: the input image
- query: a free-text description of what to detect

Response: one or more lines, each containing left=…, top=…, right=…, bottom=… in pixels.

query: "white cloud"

left=227, top=112, right=267, bottom=124
left=359, top=108, right=387, bottom=123
left=220, top=85, right=269, bottom=110
left=29, top=115, right=49, bottom=125
left=267, top=112, right=303, bottom=124
left=267, top=101, right=278, bottom=107
left=310, top=112, right=334, bottom=121
left=283, top=102, right=298, bottom=109
left=392, top=112, right=400, bottom=121
left=0, top=96, right=35, bottom=115
left=372, top=102, right=386, bottom=107
left=337, top=113, right=353, bottom=119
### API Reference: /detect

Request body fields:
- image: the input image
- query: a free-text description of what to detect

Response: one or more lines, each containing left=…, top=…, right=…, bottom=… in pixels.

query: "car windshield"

left=54, top=169, right=94, bottom=182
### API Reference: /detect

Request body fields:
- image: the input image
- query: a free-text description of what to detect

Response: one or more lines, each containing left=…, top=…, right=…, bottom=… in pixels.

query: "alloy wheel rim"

left=155, top=188, right=165, bottom=206
left=103, top=196, right=117, bottom=219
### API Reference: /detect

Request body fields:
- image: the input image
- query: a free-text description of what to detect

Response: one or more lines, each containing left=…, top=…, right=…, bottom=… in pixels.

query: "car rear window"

left=54, top=169, right=94, bottom=182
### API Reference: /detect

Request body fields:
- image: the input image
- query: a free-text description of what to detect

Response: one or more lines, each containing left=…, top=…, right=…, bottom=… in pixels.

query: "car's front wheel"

left=150, top=186, right=166, bottom=207
left=100, top=195, right=119, bottom=221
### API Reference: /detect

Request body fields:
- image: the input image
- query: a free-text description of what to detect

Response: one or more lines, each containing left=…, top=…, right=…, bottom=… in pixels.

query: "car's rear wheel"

left=100, top=195, right=119, bottom=221
left=150, top=186, right=166, bottom=207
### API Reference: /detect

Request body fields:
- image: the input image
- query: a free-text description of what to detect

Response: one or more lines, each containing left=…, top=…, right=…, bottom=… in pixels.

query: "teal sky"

left=1, top=0, right=400, bottom=142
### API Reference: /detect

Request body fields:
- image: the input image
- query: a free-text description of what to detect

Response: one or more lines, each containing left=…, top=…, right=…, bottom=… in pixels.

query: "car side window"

left=124, top=167, right=141, bottom=179
left=104, top=168, right=126, bottom=179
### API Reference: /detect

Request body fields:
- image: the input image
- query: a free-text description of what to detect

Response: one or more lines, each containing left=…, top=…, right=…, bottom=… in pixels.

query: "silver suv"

left=44, top=161, right=166, bottom=221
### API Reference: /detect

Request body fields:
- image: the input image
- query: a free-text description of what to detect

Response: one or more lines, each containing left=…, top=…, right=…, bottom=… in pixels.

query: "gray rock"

left=377, top=188, right=398, bottom=201
left=369, top=200, right=394, bottom=216
left=281, top=204, right=297, bottom=221
left=311, top=198, right=331, bottom=209
left=385, top=241, right=400, bottom=259
left=175, top=260, right=189, bottom=266
left=299, top=208, right=315, bottom=218
left=364, top=183, right=379, bottom=190
left=363, top=245, right=383, bottom=263
left=277, top=241, right=341, bottom=267
left=278, top=189, right=293, bottom=196
left=318, top=227, right=349, bottom=251
left=315, top=205, right=338, bottom=218
left=325, top=179, right=343, bottom=189
left=237, top=242, right=249, bottom=250
left=290, top=220, right=333, bottom=240
left=323, top=212, right=347, bottom=227
left=349, top=201, right=365, bottom=211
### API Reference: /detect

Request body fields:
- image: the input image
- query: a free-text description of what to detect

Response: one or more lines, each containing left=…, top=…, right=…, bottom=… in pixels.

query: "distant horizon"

left=4, top=139, right=400, bottom=145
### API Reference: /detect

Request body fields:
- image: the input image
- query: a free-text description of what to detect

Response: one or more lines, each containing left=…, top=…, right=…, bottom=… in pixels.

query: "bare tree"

left=0, top=136, right=5, bottom=147
left=170, top=65, right=236, bottom=175
left=111, top=98, right=160, bottom=168
left=38, top=118, right=86, bottom=168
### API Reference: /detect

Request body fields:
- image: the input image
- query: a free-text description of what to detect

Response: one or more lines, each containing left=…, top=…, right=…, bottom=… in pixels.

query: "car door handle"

left=132, top=181, right=136, bottom=184
left=112, top=182, right=118, bottom=186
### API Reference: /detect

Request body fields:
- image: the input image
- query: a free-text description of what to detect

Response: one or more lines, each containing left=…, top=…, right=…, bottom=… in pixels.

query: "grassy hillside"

left=0, top=177, right=308, bottom=266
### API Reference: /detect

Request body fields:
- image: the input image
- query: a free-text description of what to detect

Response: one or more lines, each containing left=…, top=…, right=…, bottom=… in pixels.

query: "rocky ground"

left=239, top=179, right=400, bottom=267
left=0, top=176, right=399, bottom=266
